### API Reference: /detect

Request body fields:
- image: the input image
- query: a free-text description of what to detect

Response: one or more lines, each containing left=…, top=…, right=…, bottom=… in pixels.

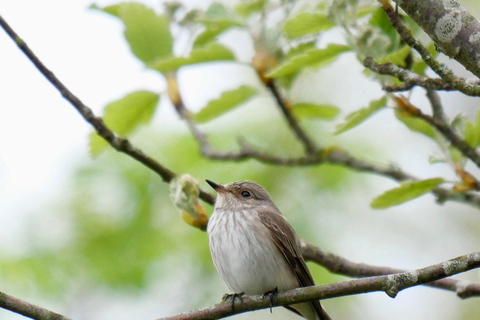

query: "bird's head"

left=206, top=179, right=275, bottom=210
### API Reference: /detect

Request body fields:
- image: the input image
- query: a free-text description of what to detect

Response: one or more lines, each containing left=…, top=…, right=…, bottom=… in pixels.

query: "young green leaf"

left=394, top=108, right=436, bottom=138
left=266, top=44, right=350, bottom=78
left=371, top=178, right=445, bottom=209
left=95, top=3, right=172, bottom=63
left=90, top=90, right=160, bottom=156
left=194, top=85, right=257, bottom=123
left=283, top=12, right=335, bottom=38
left=376, top=45, right=411, bottom=67
left=464, top=109, right=480, bottom=147
left=292, top=103, right=339, bottom=120
left=235, top=0, right=267, bottom=16
left=334, top=96, right=387, bottom=134
left=412, top=42, right=438, bottom=75
left=151, top=42, right=235, bottom=73
left=194, top=3, right=244, bottom=47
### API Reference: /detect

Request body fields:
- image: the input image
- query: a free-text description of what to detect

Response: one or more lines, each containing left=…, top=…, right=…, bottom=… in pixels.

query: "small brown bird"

left=206, top=179, right=331, bottom=320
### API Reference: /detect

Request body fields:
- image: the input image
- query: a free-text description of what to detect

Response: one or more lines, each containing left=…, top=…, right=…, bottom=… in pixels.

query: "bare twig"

left=0, top=291, right=71, bottom=320
left=301, top=242, right=480, bottom=299
left=416, top=109, right=480, bottom=170
left=168, top=69, right=480, bottom=208
left=160, top=251, right=480, bottom=319
left=267, top=81, right=318, bottom=154
left=0, top=14, right=217, bottom=205
left=363, top=57, right=480, bottom=96
left=425, top=89, right=448, bottom=122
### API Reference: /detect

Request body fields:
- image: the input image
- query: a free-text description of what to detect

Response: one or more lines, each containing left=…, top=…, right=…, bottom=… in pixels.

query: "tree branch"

left=300, top=242, right=480, bottom=299
left=167, top=67, right=480, bottom=209
left=416, top=107, right=480, bottom=170
left=0, top=291, right=71, bottom=320
left=392, top=0, right=480, bottom=78
left=363, top=57, right=480, bottom=96
left=266, top=81, right=319, bottom=154
left=380, top=0, right=480, bottom=96
left=0, top=14, right=217, bottom=205
left=160, top=251, right=480, bottom=320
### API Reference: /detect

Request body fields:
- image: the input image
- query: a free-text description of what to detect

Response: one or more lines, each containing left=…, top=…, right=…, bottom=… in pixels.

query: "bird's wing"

left=258, top=209, right=331, bottom=320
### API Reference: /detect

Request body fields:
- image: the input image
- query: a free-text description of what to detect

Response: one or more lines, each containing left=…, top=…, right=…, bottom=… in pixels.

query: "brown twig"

left=363, top=57, right=480, bottom=96
left=160, top=251, right=480, bottom=319
left=425, top=89, right=448, bottom=122
left=267, top=81, right=318, bottom=154
left=0, top=14, right=217, bottom=205
left=0, top=291, right=71, bottom=320
left=416, top=110, right=480, bottom=170
left=168, top=70, right=480, bottom=208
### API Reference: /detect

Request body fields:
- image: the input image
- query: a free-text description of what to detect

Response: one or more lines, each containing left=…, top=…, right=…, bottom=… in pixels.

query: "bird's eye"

left=241, top=191, right=251, bottom=198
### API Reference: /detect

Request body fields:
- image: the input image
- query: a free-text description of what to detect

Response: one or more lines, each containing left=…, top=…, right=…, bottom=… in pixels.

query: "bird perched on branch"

left=206, top=179, right=331, bottom=320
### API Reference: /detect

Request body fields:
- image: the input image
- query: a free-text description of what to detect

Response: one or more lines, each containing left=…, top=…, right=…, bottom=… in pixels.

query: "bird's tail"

left=285, top=300, right=332, bottom=320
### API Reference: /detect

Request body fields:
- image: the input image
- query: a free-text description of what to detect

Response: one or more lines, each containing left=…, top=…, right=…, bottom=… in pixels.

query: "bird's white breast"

left=207, top=208, right=298, bottom=295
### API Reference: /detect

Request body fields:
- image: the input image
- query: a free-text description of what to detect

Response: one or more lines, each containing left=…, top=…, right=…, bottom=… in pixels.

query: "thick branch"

left=392, top=0, right=480, bottom=78
left=0, top=291, right=70, bottom=320
left=301, top=242, right=480, bottom=299
left=380, top=1, right=480, bottom=95
left=160, top=251, right=480, bottom=320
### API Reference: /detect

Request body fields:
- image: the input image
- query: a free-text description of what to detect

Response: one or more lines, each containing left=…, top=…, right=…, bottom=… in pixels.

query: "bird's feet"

left=262, top=287, right=278, bottom=313
left=222, top=292, right=245, bottom=311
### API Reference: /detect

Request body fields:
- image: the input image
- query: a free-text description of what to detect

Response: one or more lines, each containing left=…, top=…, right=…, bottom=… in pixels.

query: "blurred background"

left=1, top=0, right=480, bottom=319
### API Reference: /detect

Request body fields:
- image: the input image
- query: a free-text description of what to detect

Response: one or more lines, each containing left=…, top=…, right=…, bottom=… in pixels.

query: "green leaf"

left=371, top=178, right=445, bottom=209
left=334, top=96, right=387, bottom=134
left=90, top=90, right=160, bottom=156
left=394, top=108, right=436, bottom=138
left=292, top=103, right=339, bottom=120
left=151, top=42, right=235, bottom=72
left=95, top=2, right=173, bottom=63
left=283, top=12, right=335, bottom=38
left=266, top=44, right=350, bottom=78
left=194, top=85, right=257, bottom=123
left=194, top=3, right=244, bottom=47
left=412, top=42, right=438, bottom=75
left=376, top=45, right=411, bottom=67
left=235, top=0, right=267, bottom=16
left=369, top=7, right=397, bottom=49
left=464, top=110, right=480, bottom=147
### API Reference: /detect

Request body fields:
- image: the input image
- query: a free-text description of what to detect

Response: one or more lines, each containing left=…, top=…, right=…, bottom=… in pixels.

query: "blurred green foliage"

left=3, top=0, right=480, bottom=319
left=0, top=120, right=354, bottom=305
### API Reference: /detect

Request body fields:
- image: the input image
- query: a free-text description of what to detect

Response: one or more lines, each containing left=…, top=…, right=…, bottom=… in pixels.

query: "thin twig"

left=415, top=109, right=480, bottom=169
left=301, top=242, right=480, bottom=299
left=425, top=89, right=448, bottom=122
left=0, top=291, right=71, bottom=320
left=0, top=14, right=216, bottom=205
left=363, top=57, right=480, bottom=96
left=267, top=81, right=318, bottom=154
left=160, top=251, right=480, bottom=319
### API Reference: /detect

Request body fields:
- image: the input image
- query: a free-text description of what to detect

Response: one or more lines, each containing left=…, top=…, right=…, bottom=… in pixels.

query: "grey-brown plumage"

left=206, top=179, right=331, bottom=320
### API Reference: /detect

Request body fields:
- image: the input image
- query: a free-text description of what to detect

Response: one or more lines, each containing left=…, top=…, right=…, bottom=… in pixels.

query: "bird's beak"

left=206, top=179, right=227, bottom=193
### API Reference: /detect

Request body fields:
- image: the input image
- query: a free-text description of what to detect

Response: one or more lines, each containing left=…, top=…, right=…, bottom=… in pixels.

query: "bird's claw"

left=262, top=287, right=278, bottom=313
left=222, top=292, right=245, bottom=311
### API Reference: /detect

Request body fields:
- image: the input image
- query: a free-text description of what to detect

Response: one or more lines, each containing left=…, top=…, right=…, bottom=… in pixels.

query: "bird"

left=206, top=179, right=331, bottom=320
